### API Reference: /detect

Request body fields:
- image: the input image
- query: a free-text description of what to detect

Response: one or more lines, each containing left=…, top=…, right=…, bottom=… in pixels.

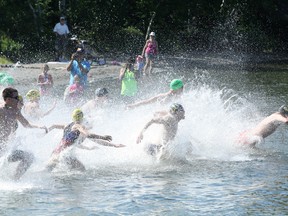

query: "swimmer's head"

left=279, top=105, right=288, bottom=117
left=26, top=89, right=40, bottom=101
left=2, top=87, right=18, bottom=101
left=72, top=108, right=84, bottom=122
left=95, top=88, right=108, bottom=97
left=170, top=79, right=183, bottom=91
left=169, top=103, right=185, bottom=120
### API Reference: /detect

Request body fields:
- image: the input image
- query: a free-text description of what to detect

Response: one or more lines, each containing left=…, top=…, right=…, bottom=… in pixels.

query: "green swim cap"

left=170, top=79, right=183, bottom=90
left=0, top=73, right=14, bottom=85
left=72, top=108, right=84, bottom=122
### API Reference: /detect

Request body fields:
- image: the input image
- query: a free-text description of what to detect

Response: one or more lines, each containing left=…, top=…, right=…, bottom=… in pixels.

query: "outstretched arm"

left=92, top=139, right=125, bottom=148
left=48, top=124, right=65, bottom=132
left=87, top=133, right=112, bottom=141
left=136, top=118, right=157, bottom=144
left=87, top=133, right=125, bottom=148
left=127, top=92, right=168, bottom=109
left=17, top=113, right=48, bottom=133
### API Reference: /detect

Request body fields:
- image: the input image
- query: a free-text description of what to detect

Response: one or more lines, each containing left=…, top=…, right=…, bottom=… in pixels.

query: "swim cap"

left=95, top=88, right=108, bottom=97
left=18, top=95, right=23, bottom=104
left=26, top=89, right=40, bottom=101
left=279, top=105, right=288, bottom=116
left=169, top=103, right=185, bottom=114
left=72, top=109, right=84, bottom=122
left=170, top=79, right=183, bottom=90
left=0, top=73, right=14, bottom=85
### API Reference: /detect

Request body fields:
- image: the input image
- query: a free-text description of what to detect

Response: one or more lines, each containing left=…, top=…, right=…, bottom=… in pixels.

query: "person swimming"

left=237, top=105, right=288, bottom=147
left=136, top=103, right=185, bottom=157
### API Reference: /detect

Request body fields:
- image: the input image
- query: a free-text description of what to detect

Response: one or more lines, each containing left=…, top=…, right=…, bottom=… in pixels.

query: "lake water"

left=0, top=56, right=288, bottom=215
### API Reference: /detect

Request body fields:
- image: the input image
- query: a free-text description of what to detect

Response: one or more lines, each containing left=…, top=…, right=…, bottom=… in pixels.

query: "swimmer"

left=81, top=87, right=109, bottom=116
left=237, top=105, right=288, bottom=147
left=0, top=87, right=47, bottom=180
left=63, top=75, right=84, bottom=107
left=127, top=79, right=184, bottom=109
left=23, top=89, right=56, bottom=120
left=136, top=103, right=185, bottom=156
left=47, top=109, right=125, bottom=171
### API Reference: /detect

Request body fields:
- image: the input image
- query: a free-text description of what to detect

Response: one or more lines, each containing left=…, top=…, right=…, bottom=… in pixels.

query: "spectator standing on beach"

left=136, top=55, right=144, bottom=77
left=142, top=32, right=158, bottom=76
left=37, top=64, right=54, bottom=96
left=67, top=48, right=90, bottom=89
left=119, top=58, right=139, bottom=104
left=53, top=16, right=70, bottom=61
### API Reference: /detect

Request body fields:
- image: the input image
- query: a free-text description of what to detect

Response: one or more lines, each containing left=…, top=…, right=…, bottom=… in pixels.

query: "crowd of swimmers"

left=1, top=32, right=288, bottom=180
left=1, top=79, right=288, bottom=180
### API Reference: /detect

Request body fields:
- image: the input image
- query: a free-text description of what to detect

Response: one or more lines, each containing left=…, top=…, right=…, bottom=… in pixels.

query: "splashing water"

left=0, top=77, right=261, bottom=186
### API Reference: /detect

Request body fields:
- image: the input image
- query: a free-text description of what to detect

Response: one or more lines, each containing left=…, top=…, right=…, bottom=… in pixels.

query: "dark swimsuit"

left=52, top=122, right=80, bottom=154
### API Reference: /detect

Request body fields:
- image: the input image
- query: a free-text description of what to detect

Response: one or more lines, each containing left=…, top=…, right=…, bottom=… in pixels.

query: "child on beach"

left=136, top=55, right=144, bottom=76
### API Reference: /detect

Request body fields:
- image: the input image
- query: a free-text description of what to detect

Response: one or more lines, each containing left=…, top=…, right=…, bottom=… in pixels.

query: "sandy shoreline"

left=0, top=61, right=123, bottom=88
left=1, top=53, right=288, bottom=90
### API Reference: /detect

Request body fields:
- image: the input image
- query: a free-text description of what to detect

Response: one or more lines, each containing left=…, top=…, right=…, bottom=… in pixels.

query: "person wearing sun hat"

left=141, top=31, right=159, bottom=76
left=127, top=79, right=184, bottom=109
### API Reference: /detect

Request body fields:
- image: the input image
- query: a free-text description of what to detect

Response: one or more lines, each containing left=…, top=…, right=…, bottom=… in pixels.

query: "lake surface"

left=0, top=55, right=288, bottom=215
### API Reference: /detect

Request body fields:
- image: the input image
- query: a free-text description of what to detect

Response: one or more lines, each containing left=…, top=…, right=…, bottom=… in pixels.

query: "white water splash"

left=0, top=77, right=263, bottom=185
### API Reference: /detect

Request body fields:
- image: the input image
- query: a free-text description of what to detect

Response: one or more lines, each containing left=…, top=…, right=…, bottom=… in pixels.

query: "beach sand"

left=0, top=62, right=123, bottom=89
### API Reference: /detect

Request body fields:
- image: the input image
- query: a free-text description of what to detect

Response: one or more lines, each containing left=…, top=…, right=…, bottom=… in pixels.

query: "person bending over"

left=47, top=109, right=125, bottom=171
left=136, top=103, right=185, bottom=156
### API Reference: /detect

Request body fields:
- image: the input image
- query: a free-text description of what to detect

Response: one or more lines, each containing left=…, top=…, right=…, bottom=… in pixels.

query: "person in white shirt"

left=53, top=16, right=70, bottom=61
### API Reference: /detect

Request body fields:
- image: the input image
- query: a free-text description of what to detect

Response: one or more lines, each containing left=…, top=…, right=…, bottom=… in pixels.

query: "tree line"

left=1, top=0, right=287, bottom=63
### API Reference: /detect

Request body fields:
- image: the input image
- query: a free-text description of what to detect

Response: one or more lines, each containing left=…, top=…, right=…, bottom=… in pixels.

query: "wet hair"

left=95, top=88, right=108, bottom=97
left=169, top=103, right=185, bottom=114
left=279, top=105, right=288, bottom=116
left=2, top=87, right=18, bottom=100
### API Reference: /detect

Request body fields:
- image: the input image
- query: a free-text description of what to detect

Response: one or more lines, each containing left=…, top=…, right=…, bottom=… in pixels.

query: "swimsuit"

left=52, top=122, right=80, bottom=154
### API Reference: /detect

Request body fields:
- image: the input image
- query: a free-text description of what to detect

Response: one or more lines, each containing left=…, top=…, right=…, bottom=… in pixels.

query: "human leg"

left=46, top=154, right=60, bottom=172
left=64, top=156, right=86, bottom=171
left=7, top=150, right=34, bottom=180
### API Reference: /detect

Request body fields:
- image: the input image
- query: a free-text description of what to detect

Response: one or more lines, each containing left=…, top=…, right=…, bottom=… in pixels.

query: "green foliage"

left=0, top=0, right=287, bottom=63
